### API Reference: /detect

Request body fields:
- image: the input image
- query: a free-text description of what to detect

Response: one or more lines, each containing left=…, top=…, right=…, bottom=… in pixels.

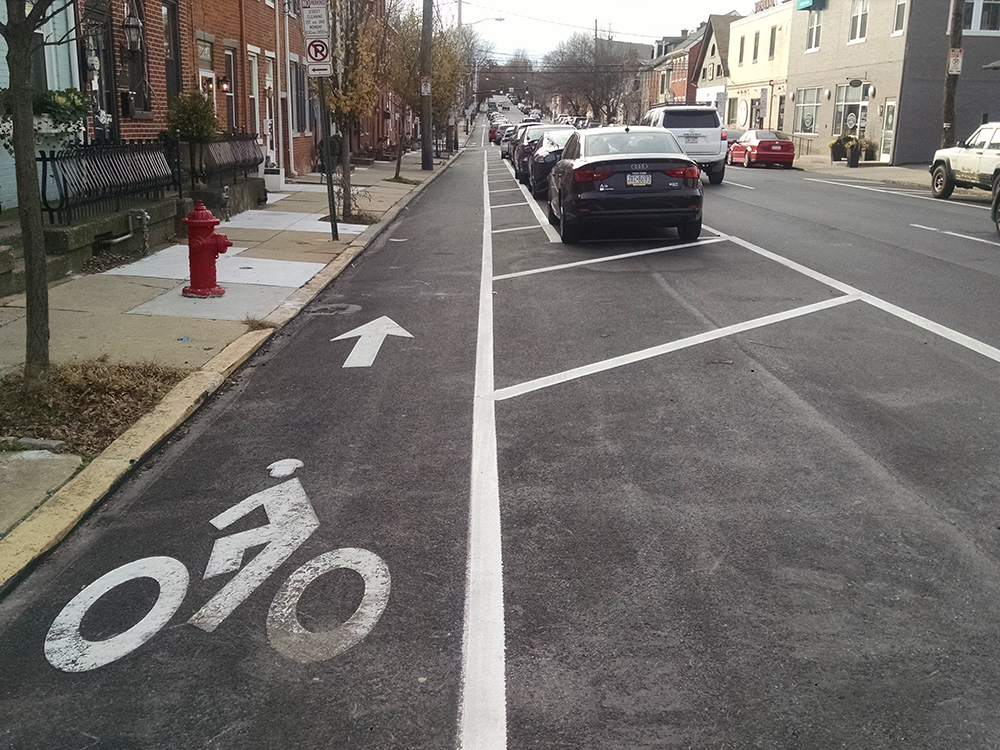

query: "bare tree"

left=0, top=0, right=74, bottom=384
left=542, top=31, right=642, bottom=124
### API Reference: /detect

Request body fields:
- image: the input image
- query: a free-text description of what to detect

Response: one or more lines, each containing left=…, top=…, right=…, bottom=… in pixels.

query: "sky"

left=438, top=0, right=758, bottom=64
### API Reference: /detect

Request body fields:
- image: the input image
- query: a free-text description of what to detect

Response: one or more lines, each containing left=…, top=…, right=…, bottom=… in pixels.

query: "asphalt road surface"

left=4, top=110, right=1000, bottom=750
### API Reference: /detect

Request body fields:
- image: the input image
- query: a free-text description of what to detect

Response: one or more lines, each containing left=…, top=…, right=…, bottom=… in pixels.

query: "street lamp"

left=122, top=1, right=144, bottom=52
left=465, top=16, right=504, bottom=25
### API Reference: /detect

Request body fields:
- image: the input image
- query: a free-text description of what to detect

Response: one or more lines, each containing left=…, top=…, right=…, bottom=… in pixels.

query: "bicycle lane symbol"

left=44, top=459, right=390, bottom=673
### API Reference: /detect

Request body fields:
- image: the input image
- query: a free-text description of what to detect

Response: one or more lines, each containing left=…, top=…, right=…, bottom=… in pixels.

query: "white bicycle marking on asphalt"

left=267, top=548, right=391, bottom=663
left=45, top=462, right=391, bottom=672
left=45, top=557, right=190, bottom=672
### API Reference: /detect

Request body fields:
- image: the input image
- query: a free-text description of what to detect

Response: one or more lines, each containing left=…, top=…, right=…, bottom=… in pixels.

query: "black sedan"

left=547, top=126, right=703, bottom=244
left=513, top=123, right=575, bottom=184
left=528, top=128, right=576, bottom=196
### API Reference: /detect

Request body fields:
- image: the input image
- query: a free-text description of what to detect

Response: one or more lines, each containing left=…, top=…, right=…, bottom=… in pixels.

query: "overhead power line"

left=461, top=0, right=662, bottom=40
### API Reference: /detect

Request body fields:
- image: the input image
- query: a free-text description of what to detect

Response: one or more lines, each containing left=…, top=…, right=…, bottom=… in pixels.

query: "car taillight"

left=575, top=168, right=613, bottom=182
left=665, top=166, right=700, bottom=179
left=721, top=128, right=727, bottom=141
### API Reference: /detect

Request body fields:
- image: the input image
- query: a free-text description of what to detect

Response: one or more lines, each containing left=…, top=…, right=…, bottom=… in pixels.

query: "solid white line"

left=862, top=296, right=1000, bottom=364
left=493, top=295, right=861, bottom=401
left=706, top=225, right=1000, bottom=369
left=492, top=202, right=530, bottom=209
left=803, top=177, right=991, bottom=211
left=942, top=230, right=1000, bottom=247
left=458, top=150, right=507, bottom=750
left=502, top=159, right=561, bottom=243
left=911, top=224, right=939, bottom=231
left=493, top=237, right=725, bottom=280
left=705, top=225, right=859, bottom=295
left=492, top=225, right=540, bottom=234
left=721, top=179, right=756, bottom=190
left=489, top=188, right=521, bottom=193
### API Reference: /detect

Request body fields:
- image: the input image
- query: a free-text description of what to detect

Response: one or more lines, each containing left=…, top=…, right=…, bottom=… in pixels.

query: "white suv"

left=640, top=104, right=728, bottom=184
left=930, top=122, right=1000, bottom=199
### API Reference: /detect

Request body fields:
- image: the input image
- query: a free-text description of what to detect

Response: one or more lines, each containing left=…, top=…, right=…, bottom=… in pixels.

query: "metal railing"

left=38, top=140, right=175, bottom=225
left=176, top=133, right=264, bottom=192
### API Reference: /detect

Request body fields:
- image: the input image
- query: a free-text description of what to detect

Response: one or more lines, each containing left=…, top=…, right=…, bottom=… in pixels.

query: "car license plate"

left=772, top=145, right=782, bottom=150
left=685, top=136, right=698, bottom=143
left=627, top=172, right=652, bottom=187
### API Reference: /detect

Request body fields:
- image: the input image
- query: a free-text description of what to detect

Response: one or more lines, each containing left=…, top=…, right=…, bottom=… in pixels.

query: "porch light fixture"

left=218, top=75, right=231, bottom=92
left=122, top=1, right=144, bottom=52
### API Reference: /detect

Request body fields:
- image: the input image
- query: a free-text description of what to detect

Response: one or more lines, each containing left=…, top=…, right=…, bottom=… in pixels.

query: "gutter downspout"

left=284, top=4, right=297, bottom=175
left=274, top=0, right=286, bottom=184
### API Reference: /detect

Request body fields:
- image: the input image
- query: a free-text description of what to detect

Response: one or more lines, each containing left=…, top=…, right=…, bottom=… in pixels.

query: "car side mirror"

left=957, top=139, right=966, bottom=148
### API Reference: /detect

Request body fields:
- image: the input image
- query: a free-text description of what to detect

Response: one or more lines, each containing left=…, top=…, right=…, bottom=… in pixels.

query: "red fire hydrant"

left=182, top=200, right=232, bottom=298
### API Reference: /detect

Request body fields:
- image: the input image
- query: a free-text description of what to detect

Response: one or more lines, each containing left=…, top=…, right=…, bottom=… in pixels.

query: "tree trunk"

left=6, top=22, right=50, bottom=384
left=394, top=114, right=405, bottom=180
left=341, top=125, right=352, bottom=220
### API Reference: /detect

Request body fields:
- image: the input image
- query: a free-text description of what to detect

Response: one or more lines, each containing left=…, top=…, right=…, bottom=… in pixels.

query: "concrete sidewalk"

left=791, top=153, right=931, bottom=187
left=0, top=147, right=459, bottom=589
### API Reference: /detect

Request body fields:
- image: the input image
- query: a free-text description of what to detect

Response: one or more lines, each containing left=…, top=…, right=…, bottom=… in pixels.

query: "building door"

left=880, top=100, right=896, bottom=163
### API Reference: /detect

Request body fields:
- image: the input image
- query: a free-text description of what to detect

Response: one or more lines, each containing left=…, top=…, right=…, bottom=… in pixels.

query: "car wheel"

left=743, top=151, right=752, bottom=168
left=560, top=215, right=581, bottom=244
left=547, top=196, right=559, bottom=225
left=931, top=164, right=955, bottom=199
left=708, top=164, right=725, bottom=185
left=677, top=218, right=702, bottom=242
left=726, top=150, right=734, bottom=166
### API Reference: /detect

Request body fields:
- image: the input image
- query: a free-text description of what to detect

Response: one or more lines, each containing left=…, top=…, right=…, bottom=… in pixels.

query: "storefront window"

left=794, top=87, right=820, bottom=134
left=833, top=83, right=870, bottom=136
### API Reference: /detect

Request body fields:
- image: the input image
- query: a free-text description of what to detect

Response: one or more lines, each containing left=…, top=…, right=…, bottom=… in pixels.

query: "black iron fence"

left=38, top=140, right=175, bottom=225
left=174, top=133, right=264, bottom=192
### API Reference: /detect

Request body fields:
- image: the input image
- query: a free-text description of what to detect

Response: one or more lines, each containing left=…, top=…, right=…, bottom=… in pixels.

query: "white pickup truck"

left=930, top=122, right=1000, bottom=199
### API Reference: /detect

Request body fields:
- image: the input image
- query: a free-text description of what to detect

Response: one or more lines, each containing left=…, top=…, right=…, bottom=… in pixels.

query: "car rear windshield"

left=526, top=125, right=573, bottom=141
left=544, top=130, right=575, bottom=148
left=661, top=110, right=721, bottom=129
left=757, top=131, right=791, bottom=141
left=584, top=130, right=683, bottom=156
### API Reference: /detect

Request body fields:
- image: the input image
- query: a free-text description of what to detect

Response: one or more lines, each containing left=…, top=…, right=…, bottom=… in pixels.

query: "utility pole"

left=420, top=0, right=434, bottom=169
left=943, top=0, right=964, bottom=148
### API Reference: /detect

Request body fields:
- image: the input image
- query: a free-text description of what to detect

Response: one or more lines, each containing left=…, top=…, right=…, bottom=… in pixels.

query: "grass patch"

left=0, top=360, right=189, bottom=458
left=244, top=316, right=275, bottom=331
left=384, top=176, right=423, bottom=186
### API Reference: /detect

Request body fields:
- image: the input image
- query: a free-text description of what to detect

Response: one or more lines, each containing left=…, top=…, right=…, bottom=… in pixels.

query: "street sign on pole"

left=421, top=77, right=431, bottom=96
left=308, top=63, right=333, bottom=77
left=949, top=48, right=964, bottom=75
left=306, top=38, right=332, bottom=64
left=302, top=7, right=329, bottom=37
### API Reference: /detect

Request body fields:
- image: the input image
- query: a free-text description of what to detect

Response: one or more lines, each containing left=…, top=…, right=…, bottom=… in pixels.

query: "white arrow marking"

left=332, top=315, right=413, bottom=367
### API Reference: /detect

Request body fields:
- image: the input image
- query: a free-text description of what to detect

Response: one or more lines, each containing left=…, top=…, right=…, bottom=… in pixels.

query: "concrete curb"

left=0, top=151, right=464, bottom=593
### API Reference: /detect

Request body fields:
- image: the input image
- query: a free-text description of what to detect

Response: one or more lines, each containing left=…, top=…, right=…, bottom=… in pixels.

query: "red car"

left=727, top=129, right=795, bottom=168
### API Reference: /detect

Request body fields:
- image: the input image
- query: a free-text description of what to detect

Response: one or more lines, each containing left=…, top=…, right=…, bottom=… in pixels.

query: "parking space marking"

left=721, top=179, right=755, bottom=190
left=458, top=149, right=507, bottom=750
left=500, top=159, right=560, bottom=243
left=489, top=188, right=522, bottom=194
left=493, top=295, right=862, bottom=401
left=492, top=237, right=725, bottom=280
left=804, top=177, right=991, bottom=210
left=911, top=224, right=939, bottom=231
left=492, top=226, right=541, bottom=235
left=712, top=225, right=1000, bottom=367
left=492, top=202, right=530, bottom=209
